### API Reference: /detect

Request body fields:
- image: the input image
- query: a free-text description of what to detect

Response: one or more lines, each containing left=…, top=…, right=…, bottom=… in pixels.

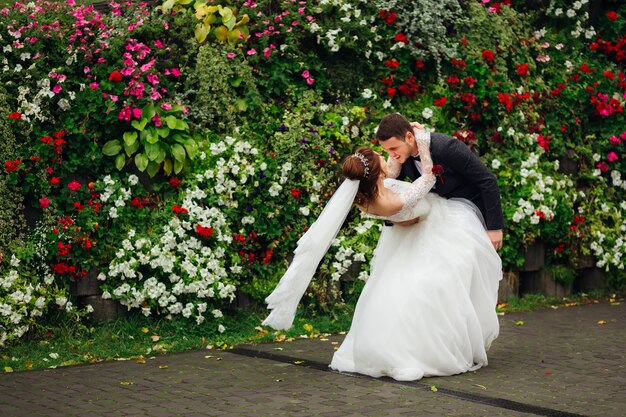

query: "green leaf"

left=183, top=139, right=198, bottom=160
left=175, top=119, right=189, bottom=131
left=102, top=140, right=122, bottom=156
left=174, top=158, right=184, bottom=174
left=123, top=131, right=138, bottom=147
left=230, top=77, right=243, bottom=87
left=195, top=22, right=210, bottom=43
left=214, top=25, right=228, bottom=42
left=146, top=161, right=160, bottom=178
left=146, top=128, right=159, bottom=144
left=115, top=154, right=126, bottom=170
left=165, top=116, right=178, bottom=130
left=144, top=104, right=157, bottom=120
left=156, top=127, right=170, bottom=138
left=155, top=148, right=167, bottom=164
left=163, top=158, right=173, bottom=176
left=171, top=143, right=186, bottom=163
left=124, top=140, right=140, bottom=157
left=145, top=142, right=160, bottom=161
left=135, top=153, right=149, bottom=172
left=235, top=98, right=248, bottom=111
left=131, top=118, right=148, bottom=132
left=227, top=28, right=240, bottom=45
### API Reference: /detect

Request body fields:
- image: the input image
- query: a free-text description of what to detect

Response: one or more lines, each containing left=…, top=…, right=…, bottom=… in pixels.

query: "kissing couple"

left=263, top=113, right=504, bottom=382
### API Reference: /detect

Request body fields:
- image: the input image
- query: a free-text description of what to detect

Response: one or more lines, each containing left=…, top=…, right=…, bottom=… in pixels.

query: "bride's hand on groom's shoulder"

left=393, top=217, right=421, bottom=227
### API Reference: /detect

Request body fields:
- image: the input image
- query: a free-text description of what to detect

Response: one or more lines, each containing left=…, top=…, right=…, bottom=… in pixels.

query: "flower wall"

left=0, top=0, right=624, bottom=346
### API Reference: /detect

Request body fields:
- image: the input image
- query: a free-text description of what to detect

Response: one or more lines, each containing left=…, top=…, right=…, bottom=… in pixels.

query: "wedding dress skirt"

left=330, top=193, right=502, bottom=381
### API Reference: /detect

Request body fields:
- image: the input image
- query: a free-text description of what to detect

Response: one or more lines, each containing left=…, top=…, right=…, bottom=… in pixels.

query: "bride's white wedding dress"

left=329, top=184, right=502, bottom=381
left=263, top=132, right=502, bottom=382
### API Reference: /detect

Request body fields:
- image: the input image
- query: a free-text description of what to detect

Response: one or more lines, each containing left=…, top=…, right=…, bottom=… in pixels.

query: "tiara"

left=351, top=152, right=370, bottom=178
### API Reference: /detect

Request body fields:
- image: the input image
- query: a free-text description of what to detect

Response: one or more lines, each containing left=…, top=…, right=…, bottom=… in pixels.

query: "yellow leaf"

left=141, top=327, right=149, bottom=334
left=274, top=347, right=283, bottom=351
left=303, top=324, right=313, bottom=332
left=136, top=357, right=146, bottom=364
left=25, top=361, right=33, bottom=369
left=275, top=334, right=286, bottom=342
left=4, top=366, right=13, bottom=373
left=195, top=22, right=211, bottom=44
left=159, top=365, right=168, bottom=369
left=515, top=321, right=524, bottom=326
left=120, top=381, right=134, bottom=385
left=214, top=25, right=228, bottom=42
left=151, top=335, right=160, bottom=342
left=598, top=320, right=607, bottom=325
left=430, top=385, right=438, bottom=392
left=293, top=361, right=304, bottom=365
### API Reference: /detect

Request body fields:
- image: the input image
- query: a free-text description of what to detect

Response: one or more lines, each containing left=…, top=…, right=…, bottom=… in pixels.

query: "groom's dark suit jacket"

left=401, top=132, right=504, bottom=230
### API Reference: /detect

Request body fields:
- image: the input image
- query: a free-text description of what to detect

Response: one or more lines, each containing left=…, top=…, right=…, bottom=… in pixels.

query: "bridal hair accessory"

left=351, top=152, right=370, bottom=179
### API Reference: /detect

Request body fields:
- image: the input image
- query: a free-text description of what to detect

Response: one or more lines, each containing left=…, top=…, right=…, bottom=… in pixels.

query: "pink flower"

left=609, top=136, right=620, bottom=145
left=301, top=70, right=310, bottom=79
left=263, top=47, right=271, bottom=57
left=68, top=181, right=81, bottom=192
left=109, top=94, right=118, bottom=102
left=161, top=102, right=172, bottom=111
left=146, top=74, right=159, bottom=86
left=247, top=49, right=257, bottom=56
left=84, top=66, right=90, bottom=74
left=39, top=197, right=50, bottom=209
left=608, top=152, right=619, bottom=162
left=118, top=107, right=132, bottom=121
left=154, top=40, right=163, bottom=49
left=52, top=85, right=62, bottom=94
left=90, top=82, right=99, bottom=89
left=149, top=90, right=162, bottom=100
left=226, top=52, right=236, bottom=59
left=152, top=115, right=162, bottom=127
left=132, top=108, right=142, bottom=119
left=306, top=77, right=315, bottom=85
left=120, top=67, right=135, bottom=77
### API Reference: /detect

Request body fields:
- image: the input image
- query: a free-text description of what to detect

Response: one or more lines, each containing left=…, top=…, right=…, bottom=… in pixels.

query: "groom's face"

left=379, top=133, right=414, bottom=163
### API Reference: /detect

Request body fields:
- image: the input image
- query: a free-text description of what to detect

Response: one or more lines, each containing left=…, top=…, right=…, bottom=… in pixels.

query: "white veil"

left=262, top=179, right=360, bottom=330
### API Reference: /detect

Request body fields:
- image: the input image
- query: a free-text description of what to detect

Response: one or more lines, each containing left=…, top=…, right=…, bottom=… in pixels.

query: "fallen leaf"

left=475, top=384, right=487, bottom=390
left=141, top=327, right=149, bottom=333
left=158, top=365, right=168, bottom=369
left=136, top=357, right=146, bottom=364
left=611, top=302, right=621, bottom=306
left=303, top=324, right=313, bottom=332
left=275, top=379, right=283, bottom=382
left=319, top=338, right=329, bottom=341
left=331, top=342, right=339, bottom=345
left=275, top=334, right=286, bottom=342
left=515, top=321, right=524, bottom=326
left=430, top=386, right=438, bottom=392
left=120, top=381, right=134, bottom=385
left=598, top=320, right=607, bottom=325
left=150, top=335, right=160, bottom=342
left=4, top=366, right=13, bottom=373
left=293, top=361, right=304, bottom=365
left=274, top=347, right=283, bottom=351
left=25, top=361, right=33, bottom=369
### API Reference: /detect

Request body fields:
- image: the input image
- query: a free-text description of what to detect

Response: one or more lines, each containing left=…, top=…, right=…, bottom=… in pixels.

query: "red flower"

left=434, top=97, right=448, bottom=107
left=68, top=181, right=81, bottom=191
left=196, top=224, right=214, bottom=237
left=464, top=76, right=476, bottom=87
left=597, top=161, right=609, bottom=173
left=415, top=59, right=425, bottom=69
left=172, top=205, right=188, bottom=216
left=263, top=249, right=274, bottom=264
left=516, top=63, right=529, bottom=77
left=431, top=164, right=445, bottom=184
left=537, top=134, right=550, bottom=151
left=50, top=177, right=60, bottom=186
left=384, top=59, right=400, bottom=70
left=446, top=74, right=460, bottom=85
left=603, top=71, right=615, bottom=80
left=39, top=197, right=50, bottom=209
left=169, top=177, right=181, bottom=188
left=4, top=159, right=20, bottom=173
left=8, top=111, right=21, bottom=120
left=131, top=197, right=145, bottom=208
left=73, top=201, right=84, bottom=211
left=108, top=70, right=123, bottom=82
left=290, top=188, right=301, bottom=198
left=384, top=11, right=396, bottom=24
left=606, top=11, right=618, bottom=21
left=482, top=49, right=495, bottom=62
left=451, top=58, right=466, bottom=70
left=394, top=33, right=408, bottom=43
left=453, top=130, right=476, bottom=143
left=386, top=87, right=397, bottom=98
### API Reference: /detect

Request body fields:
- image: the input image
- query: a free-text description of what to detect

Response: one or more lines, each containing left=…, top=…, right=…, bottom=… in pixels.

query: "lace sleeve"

left=399, top=131, right=435, bottom=209
left=386, top=155, right=401, bottom=179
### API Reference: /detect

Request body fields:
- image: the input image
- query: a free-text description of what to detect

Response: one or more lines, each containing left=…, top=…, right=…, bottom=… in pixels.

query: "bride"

left=262, top=129, right=502, bottom=381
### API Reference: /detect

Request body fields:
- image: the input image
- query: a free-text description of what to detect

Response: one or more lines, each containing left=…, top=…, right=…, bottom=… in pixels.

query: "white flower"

left=422, top=108, right=433, bottom=120
left=362, top=89, right=374, bottom=99
left=554, top=8, right=563, bottom=16
left=491, top=159, right=501, bottom=169
left=382, top=100, right=392, bottom=109
left=566, top=9, right=576, bottom=18
left=128, top=175, right=139, bottom=186
left=86, top=305, right=94, bottom=313
left=49, top=353, right=59, bottom=359
left=109, top=207, right=118, bottom=219
left=512, top=211, right=524, bottom=223
left=299, top=207, right=310, bottom=216
left=218, top=324, right=226, bottom=333
left=55, top=296, right=67, bottom=306
left=212, top=309, right=223, bottom=318
left=57, top=98, right=70, bottom=111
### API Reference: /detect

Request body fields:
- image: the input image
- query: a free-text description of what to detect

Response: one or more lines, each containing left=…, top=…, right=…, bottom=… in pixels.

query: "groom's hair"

left=376, top=113, right=412, bottom=142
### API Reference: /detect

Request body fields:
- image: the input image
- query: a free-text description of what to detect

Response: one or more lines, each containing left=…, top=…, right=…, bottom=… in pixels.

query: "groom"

left=376, top=113, right=504, bottom=250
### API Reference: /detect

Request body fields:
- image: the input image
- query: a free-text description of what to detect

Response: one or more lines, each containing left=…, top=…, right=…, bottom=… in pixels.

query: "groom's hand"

left=393, top=217, right=421, bottom=227
left=487, top=230, right=503, bottom=250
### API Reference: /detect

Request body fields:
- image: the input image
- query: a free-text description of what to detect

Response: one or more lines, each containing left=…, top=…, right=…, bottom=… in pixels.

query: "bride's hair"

left=342, top=147, right=381, bottom=206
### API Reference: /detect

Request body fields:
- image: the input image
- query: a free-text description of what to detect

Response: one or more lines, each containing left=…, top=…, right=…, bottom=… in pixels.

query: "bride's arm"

left=386, top=155, right=401, bottom=178
left=400, top=131, right=435, bottom=208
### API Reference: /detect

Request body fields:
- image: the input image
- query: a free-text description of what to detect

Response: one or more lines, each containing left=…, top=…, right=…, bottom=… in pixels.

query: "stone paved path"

left=0, top=301, right=624, bottom=416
